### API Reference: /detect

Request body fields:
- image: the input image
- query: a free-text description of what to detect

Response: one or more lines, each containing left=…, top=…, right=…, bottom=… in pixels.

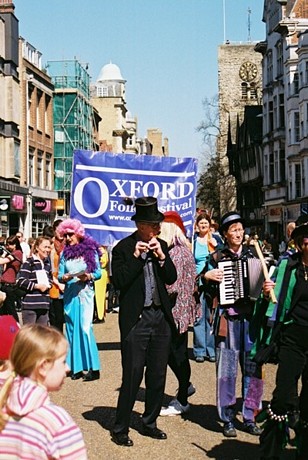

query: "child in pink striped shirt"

left=0, top=324, right=87, bottom=459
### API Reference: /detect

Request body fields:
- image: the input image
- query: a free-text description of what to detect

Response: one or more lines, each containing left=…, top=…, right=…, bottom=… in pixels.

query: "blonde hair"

left=160, top=221, right=189, bottom=248
left=0, top=324, right=67, bottom=431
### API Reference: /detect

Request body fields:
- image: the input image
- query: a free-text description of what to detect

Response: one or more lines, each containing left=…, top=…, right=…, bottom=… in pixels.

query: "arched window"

left=250, top=83, right=258, bottom=100
left=241, top=82, right=248, bottom=99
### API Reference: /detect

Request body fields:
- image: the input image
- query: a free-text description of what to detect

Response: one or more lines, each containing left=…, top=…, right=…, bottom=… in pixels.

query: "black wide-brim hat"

left=131, top=196, right=164, bottom=223
left=219, top=211, right=245, bottom=234
left=291, top=214, right=308, bottom=240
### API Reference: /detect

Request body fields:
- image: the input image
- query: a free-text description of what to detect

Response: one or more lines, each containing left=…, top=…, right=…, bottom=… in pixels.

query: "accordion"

left=218, top=258, right=264, bottom=306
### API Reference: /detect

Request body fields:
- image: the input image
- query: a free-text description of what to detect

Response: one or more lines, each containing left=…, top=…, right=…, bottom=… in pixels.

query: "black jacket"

left=112, top=231, right=177, bottom=340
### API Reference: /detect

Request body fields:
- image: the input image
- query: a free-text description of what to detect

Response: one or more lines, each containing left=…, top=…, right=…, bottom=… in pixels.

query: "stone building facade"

left=256, top=0, right=308, bottom=239
left=91, top=62, right=169, bottom=156
left=146, top=128, right=169, bottom=156
left=218, top=43, right=263, bottom=215
left=0, top=0, right=57, bottom=238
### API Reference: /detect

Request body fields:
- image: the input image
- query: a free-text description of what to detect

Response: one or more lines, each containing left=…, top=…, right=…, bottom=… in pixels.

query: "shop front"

left=266, top=204, right=283, bottom=240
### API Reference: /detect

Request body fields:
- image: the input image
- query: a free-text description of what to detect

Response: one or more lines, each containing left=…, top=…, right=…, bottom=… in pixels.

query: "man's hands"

left=134, top=238, right=165, bottom=261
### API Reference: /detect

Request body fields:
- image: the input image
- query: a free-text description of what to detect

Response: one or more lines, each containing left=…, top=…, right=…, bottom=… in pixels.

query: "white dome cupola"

left=95, top=62, right=126, bottom=99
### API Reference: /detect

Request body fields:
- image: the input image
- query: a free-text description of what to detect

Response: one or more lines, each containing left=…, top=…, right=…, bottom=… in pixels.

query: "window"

left=29, top=152, right=34, bottom=186
left=241, top=82, right=257, bottom=100
left=274, top=150, right=279, bottom=181
left=288, top=164, right=293, bottom=199
left=279, top=147, right=285, bottom=182
left=241, top=82, right=248, bottom=99
left=263, top=102, right=267, bottom=133
left=269, top=149, right=274, bottom=183
left=300, top=104, right=304, bottom=138
left=279, top=94, right=285, bottom=128
left=295, top=163, right=301, bottom=198
left=45, top=154, right=52, bottom=189
left=98, top=85, right=108, bottom=97
left=250, top=83, right=257, bottom=100
left=267, top=51, right=273, bottom=83
left=305, top=61, right=308, bottom=85
left=273, top=96, right=278, bottom=130
left=37, top=152, right=43, bottom=187
left=294, top=112, right=300, bottom=142
left=27, top=86, right=33, bottom=128
left=293, top=72, right=299, bottom=95
left=45, top=96, right=51, bottom=134
left=276, top=41, right=283, bottom=77
left=14, top=142, right=20, bottom=177
left=264, top=153, right=269, bottom=185
left=269, top=101, right=273, bottom=132
left=36, top=90, right=42, bottom=131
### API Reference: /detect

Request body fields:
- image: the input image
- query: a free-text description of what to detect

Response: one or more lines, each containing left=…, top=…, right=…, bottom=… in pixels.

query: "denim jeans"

left=193, top=294, right=215, bottom=359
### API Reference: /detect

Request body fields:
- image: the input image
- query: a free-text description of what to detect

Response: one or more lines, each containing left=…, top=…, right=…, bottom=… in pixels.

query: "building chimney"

left=0, top=0, right=15, bottom=14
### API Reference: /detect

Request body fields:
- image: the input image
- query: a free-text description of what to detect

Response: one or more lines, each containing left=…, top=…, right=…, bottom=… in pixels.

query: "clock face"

left=239, top=61, right=258, bottom=82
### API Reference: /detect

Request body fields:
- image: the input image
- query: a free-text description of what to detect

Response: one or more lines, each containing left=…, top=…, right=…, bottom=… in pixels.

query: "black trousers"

left=113, top=306, right=171, bottom=434
left=168, top=329, right=191, bottom=406
left=49, top=298, right=64, bottom=333
left=0, top=283, right=20, bottom=322
left=260, top=323, right=308, bottom=459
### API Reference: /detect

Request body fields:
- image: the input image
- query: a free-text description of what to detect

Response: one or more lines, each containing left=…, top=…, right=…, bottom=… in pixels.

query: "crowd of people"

left=0, top=198, right=306, bottom=459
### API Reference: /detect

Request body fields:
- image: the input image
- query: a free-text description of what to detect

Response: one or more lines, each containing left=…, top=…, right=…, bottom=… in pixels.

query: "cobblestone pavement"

left=53, top=313, right=295, bottom=460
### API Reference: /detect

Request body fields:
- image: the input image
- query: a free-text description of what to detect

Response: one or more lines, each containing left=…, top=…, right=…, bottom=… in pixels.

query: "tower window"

left=241, top=82, right=248, bottom=99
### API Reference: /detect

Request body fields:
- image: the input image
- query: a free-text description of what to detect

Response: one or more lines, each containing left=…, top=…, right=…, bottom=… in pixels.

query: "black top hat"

left=219, top=211, right=245, bottom=234
left=291, top=214, right=308, bottom=240
left=131, top=197, right=164, bottom=223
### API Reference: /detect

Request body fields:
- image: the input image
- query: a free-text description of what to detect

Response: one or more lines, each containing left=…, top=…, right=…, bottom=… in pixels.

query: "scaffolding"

left=47, top=59, right=94, bottom=196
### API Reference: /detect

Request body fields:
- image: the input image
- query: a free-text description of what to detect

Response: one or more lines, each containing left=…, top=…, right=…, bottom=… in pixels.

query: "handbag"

left=0, top=314, right=20, bottom=360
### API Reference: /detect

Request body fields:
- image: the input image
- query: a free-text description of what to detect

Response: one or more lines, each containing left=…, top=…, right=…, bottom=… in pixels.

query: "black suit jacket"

left=112, top=231, right=177, bottom=340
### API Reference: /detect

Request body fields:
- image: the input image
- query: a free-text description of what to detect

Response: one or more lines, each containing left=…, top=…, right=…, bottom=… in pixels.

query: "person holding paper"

left=57, top=218, right=102, bottom=382
left=17, top=236, right=52, bottom=325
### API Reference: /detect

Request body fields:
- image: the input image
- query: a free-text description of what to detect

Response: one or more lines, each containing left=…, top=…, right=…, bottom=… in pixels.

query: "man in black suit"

left=111, top=196, right=177, bottom=447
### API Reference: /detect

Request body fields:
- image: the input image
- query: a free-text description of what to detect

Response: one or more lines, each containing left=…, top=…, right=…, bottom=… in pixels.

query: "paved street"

left=53, top=313, right=295, bottom=460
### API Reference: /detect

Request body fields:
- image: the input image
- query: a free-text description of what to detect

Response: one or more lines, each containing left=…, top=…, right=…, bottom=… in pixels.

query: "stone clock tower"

left=217, top=43, right=262, bottom=215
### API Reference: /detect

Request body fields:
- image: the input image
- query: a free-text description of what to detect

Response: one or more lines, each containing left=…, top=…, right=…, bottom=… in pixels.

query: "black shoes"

left=243, top=423, right=263, bottom=435
left=142, top=426, right=167, bottom=440
left=223, top=421, right=262, bottom=437
left=111, top=426, right=167, bottom=445
left=223, top=421, right=237, bottom=437
left=111, top=431, right=133, bottom=447
left=71, top=371, right=84, bottom=380
left=83, top=370, right=100, bottom=381
left=69, top=370, right=100, bottom=381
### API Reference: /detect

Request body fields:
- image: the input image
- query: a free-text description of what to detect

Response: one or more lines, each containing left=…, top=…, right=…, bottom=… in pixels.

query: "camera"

left=0, top=246, right=10, bottom=257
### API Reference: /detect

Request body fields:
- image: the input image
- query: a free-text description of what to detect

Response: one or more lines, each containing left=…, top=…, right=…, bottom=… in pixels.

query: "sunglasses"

left=63, top=232, right=75, bottom=238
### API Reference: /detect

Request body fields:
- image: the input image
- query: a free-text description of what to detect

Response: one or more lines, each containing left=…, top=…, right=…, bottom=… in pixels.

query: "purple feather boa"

left=62, top=235, right=102, bottom=273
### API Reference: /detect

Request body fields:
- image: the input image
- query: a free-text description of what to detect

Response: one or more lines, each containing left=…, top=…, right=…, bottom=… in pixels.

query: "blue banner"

left=70, top=150, right=198, bottom=245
